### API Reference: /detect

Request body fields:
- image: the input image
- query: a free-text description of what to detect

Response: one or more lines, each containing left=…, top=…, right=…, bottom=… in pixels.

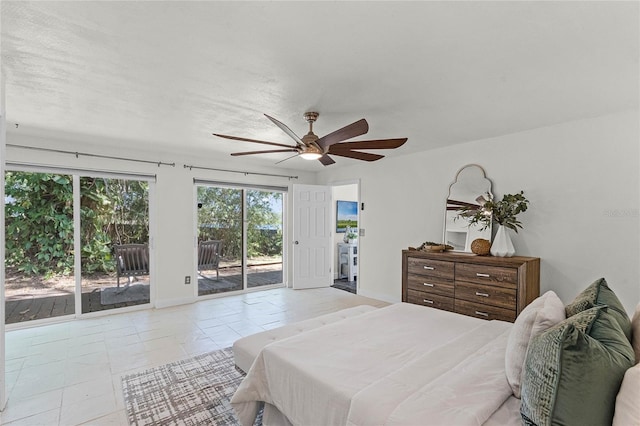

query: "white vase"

left=491, top=225, right=515, bottom=257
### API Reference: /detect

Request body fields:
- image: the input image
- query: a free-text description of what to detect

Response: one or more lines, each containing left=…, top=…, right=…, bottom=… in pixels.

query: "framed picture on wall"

left=336, top=200, right=358, bottom=233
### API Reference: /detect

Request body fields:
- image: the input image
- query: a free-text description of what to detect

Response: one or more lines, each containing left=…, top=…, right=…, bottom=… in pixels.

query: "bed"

left=232, top=303, right=517, bottom=425
left=231, top=282, right=639, bottom=426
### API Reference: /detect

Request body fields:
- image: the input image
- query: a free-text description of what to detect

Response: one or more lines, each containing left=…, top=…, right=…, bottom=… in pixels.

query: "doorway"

left=331, top=183, right=359, bottom=294
left=4, top=168, right=153, bottom=325
left=195, top=182, right=285, bottom=296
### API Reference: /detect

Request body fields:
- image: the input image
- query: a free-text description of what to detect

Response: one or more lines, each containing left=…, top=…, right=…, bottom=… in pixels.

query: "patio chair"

left=114, top=244, right=150, bottom=287
left=198, top=240, right=222, bottom=280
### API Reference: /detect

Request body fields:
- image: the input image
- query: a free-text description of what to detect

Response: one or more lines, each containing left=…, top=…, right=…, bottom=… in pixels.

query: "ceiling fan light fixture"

left=300, top=152, right=322, bottom=160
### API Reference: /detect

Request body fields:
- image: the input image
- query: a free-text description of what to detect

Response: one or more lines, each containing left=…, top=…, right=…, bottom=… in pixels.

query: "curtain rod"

left=7, top=144, right=176, bottom=168
left=183, top=164, right=298, bottom=180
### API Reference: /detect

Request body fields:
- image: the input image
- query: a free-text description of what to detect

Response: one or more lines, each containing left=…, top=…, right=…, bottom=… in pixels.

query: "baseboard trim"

left=357, top=288, right=399, bottom=304
left=155, top=296, right=197, bottom=309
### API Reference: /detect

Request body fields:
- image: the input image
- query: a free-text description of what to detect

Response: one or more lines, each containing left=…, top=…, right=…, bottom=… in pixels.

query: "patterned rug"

left=122, top=347, right=259, bottom=425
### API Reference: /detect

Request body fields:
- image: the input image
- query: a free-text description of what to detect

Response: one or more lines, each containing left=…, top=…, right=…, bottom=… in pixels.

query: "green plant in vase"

left=344, top=226, right=358, bottom=243
left=459, top=191, right=529, bottom=257
left=463, top=191, right=529, bottom=232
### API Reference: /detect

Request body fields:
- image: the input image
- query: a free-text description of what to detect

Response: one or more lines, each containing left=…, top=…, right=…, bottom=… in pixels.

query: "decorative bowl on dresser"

left=401, top=250, right=540, bottom=322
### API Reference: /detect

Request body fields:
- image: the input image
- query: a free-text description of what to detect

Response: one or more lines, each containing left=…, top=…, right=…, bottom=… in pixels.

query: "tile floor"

left=1, top=287, right=388, bottom=425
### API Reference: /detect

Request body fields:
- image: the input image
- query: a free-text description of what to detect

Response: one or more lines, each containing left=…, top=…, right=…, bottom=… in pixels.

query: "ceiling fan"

left=213, top=112, right=407, bottom=166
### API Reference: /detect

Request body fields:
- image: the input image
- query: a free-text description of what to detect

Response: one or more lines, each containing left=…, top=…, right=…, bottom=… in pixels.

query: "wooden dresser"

left=401, top=250, right=540, bottom=322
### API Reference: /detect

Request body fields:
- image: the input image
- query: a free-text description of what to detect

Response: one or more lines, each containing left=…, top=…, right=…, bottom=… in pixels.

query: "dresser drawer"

left=407, top=275, right=454, bottom=298
left=455, top=281, right=516, bottom=310
left=454, top=299, right=516, bottom=322
left=407, top=289, right=454, bottom=312
left=402, top=250, right=540, bottom=320
left=455, top=263, right=518, bottom=289
left=407, top=257, right=454, bottom=280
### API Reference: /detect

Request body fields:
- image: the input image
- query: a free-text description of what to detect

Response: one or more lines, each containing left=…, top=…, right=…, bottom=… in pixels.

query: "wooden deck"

left=5, top=293, right=75, bottom=324
left=5, top=291, right=150, bottom=325
left=197, top=270, right=283, bottom=296
left=5, top=270, right=283, bottom=325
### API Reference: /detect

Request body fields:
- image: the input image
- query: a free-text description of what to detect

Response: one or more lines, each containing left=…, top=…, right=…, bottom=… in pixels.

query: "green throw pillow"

left=520, top=306, right=635, bottom=426
left=565, top=277, right=632, bottom=341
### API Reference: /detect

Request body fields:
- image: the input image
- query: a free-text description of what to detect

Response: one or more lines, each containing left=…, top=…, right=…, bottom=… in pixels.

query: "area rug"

left=122, top=347, right=261, bottom=425
left=101, top=283, right=149, bottom=305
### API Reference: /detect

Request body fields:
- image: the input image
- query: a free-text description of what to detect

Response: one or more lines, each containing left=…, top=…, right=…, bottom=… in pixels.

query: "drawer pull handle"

left=423, top=283, right=434, bottom=287
left=476, top=273, right=490, bottom=278
left=475, top=292, right=489, bottom=297
left=475, top=311, right=489, bottom=317
left=423, top=266, right=435, bottom=270
left=423, top=299, right=434, bottom=304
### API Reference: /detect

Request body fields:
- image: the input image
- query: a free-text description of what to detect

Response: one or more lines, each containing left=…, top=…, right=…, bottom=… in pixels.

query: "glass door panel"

left=80, top=177, right=150, bottom=313
left=247, top=190, right=283, bottom=288
left=197, top=186, right=243, bottom=296
left=4, top=171, right=75, bottom=324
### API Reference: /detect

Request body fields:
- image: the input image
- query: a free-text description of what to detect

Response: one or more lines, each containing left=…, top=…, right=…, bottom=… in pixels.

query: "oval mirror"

left=443, top=164, right=493, bottom=252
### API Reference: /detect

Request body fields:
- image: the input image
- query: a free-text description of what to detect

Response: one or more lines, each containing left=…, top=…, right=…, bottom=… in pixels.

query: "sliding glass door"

left=196, top=183, right=285, bottom=296
left=80, top=176, right=150, bottom=313
left=4, top=171, right=75, bottom=324
left=4, top=168, right=153, bottom=325
left=247, top=190, right=283, bottom=288
left=197, top=186, right=243, bottom=295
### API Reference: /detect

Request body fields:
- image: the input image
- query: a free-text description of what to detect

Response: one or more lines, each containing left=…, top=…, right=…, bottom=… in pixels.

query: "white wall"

left=5, top=110, right=639, bottom=314
left=5, top=133, right=317, bottom=308
left=318, top=110, right=640, bottom=313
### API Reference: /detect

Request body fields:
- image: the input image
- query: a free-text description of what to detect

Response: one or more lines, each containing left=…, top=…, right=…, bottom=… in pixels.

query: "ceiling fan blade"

left=328, top=150, right=384, bottom=162
left=316, top=118, right=369, bottom=151
left=275, top=153, right=300, bottom=164
left=318, top=154, right=336, bottom=166
left=331, top=138, right=408, bottom=150
left=213, top=133, right=296, bottom=149
left=264, top=114, right=304, bottom=146
left=231, top=149, right=298, bottom=157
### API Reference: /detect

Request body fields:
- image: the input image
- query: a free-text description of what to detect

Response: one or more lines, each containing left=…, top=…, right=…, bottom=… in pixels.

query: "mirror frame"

left=442, top=164, right=493, bottom=252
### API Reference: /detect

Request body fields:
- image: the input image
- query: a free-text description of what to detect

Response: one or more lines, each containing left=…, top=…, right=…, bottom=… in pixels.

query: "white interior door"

left=292, top=184, right=332, bottom=289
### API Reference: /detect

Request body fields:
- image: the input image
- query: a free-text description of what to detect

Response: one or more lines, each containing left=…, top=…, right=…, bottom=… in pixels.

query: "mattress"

left=232, top=302, right=517, bottom=425
left=233, top=304, right=378, bottom=373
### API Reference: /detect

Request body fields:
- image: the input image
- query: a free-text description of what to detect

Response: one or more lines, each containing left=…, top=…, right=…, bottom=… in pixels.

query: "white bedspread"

left=231, top=303, right=513, bottom=426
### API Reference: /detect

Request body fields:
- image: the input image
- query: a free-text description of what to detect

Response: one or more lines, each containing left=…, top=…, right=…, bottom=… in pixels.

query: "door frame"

left=4, top=166, right=156, bottom=327
left=76, top=173, right=155, bottom=318
left=329, top=179, right=361, bottom=291
left=193, top=180, right=288, bottom=298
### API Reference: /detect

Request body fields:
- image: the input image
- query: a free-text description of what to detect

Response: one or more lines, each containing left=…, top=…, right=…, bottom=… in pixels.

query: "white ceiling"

left=2, top=1, right=638, bottom=171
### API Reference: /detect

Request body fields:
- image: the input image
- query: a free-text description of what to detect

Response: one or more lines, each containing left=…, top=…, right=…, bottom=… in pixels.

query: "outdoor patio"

left=198, top=264, right=283, bottom=296
left=5, top=265, right=283, bottom=325
left=4, top=289, right=148, bottom=324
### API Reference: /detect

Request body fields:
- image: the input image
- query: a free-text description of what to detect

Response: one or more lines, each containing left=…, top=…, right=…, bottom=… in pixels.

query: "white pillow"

left=613, top=363, right=640, bottom=426
left=631, top=303, right=640, bottom=363
left=505, top=290, right=565, bottom=398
